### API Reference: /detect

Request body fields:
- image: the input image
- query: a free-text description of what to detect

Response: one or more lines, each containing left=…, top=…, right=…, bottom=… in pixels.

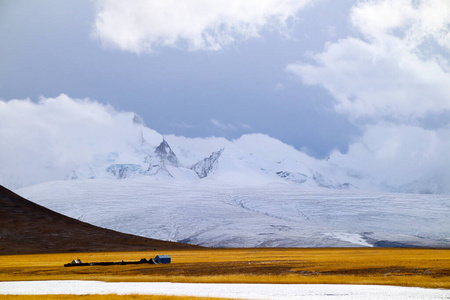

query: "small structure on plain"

left=64, top=255, right=171, bottom=267
left=155, top=255, right=171, bottom=264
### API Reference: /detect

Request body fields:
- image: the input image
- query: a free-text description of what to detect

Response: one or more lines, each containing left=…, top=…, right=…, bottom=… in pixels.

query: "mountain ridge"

left=68, top=124, right=356, bottom=191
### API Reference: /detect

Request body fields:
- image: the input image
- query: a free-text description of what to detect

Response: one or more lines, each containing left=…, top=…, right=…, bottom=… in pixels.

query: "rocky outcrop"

left=190, top=149, right=223, bottom=178
left=145, top=156, right=172, bottom=177
left=276, top=171, right=307, bottom=184
left=144, top=139, right=182, bottom=177
left=106, top=164, right=142, bottom=179
left=311, top=170, right=354, bottom=190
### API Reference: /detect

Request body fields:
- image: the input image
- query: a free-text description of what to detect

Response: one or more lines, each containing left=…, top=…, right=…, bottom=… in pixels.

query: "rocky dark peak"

left=154, top=139, right=182, bottom=167
left=191, top=149, right=223, bottom=179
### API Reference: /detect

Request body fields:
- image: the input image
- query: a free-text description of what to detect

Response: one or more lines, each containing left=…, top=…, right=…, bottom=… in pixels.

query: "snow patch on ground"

left=325, top=233, right=373, bottom=247
left=1, top=281, right=449, bottom=299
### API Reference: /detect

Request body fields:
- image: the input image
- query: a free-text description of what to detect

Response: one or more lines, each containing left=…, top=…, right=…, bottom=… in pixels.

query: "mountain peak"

left=154, top=139, right=182, bottom=168
left=132, top=114, right=144, bottom=125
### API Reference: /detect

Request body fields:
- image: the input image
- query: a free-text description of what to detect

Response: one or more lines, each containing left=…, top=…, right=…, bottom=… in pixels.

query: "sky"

left=1, top=0, right=450, bottom=191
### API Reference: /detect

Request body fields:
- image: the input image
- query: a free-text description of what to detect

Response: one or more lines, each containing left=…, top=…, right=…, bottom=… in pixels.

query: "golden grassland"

left=0, top=248, right=448, bottom=289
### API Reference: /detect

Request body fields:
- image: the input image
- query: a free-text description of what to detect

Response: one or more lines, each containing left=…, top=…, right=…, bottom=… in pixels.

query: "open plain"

left=1, top=248, right=449, bottom=288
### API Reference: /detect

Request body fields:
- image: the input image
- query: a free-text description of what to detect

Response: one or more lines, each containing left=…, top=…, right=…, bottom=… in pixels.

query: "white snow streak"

left=0, top=281, right=449, bottom=299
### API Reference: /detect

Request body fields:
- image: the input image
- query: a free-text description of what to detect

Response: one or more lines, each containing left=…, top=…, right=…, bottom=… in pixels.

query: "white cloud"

left=287, top=36, right=450, bottom=120
left=350, top=0, right=417, bottom=41
left=170, top=121, right=195, bottom=129
left=287, top=0, right=450, bottom=121
left=211, top=118, right=236, bottom=130
left=210, top=118, right=252, bottom=131
left=331, top=122, right=450, bottom=193
left=240, top=123, right=253, bottom=130
left=351, top=0, right=450, bottom=50
left=0, top=94, right=156, bottom=188
left=92, top=0, right=313, bottom=53
left=286, top=0, right=450, bottom=193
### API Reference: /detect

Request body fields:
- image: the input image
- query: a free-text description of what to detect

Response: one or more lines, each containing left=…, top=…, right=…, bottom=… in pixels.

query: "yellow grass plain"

left=0, top=248, right=448, bottom=290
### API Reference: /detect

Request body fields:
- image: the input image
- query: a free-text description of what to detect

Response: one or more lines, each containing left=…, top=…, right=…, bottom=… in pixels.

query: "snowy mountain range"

left=66, top=114, right=357, bottom=190
left=2, top=111, right=447, bottom=194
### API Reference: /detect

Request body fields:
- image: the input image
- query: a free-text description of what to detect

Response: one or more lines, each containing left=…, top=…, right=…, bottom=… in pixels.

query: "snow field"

left=0, top=281, right=449, bottom=299
left=17, top=178, right=450, bottom=248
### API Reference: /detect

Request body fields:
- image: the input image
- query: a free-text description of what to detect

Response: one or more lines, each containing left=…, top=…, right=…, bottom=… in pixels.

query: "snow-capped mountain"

left=67, top=116, right=355, bottom=190
left=2, top=111, right=447, bottom=194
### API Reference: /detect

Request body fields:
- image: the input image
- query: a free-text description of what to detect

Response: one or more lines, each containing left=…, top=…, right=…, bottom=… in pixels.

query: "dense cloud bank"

left=285, top=0, right=450, bottom=193
left=287, top=0, right=450, bottom=121
left=1, top=95, right=449, bottom=193
left=0, top=95, right=157, bottom=188
left=92, top=0, right=313, bottom=53
left=330, top=123, right=450, bottom=193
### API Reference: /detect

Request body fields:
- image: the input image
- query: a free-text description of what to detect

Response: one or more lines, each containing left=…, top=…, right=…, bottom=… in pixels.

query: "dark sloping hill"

left=0, top=185, right=200, bottom=254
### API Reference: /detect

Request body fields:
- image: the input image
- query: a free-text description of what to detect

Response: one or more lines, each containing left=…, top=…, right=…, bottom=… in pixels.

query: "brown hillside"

left=0, top=185, right=200, bottom=255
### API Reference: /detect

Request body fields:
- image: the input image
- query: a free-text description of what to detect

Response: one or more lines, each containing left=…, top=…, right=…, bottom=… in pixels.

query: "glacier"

left=16, top=178, right=450, bottom=248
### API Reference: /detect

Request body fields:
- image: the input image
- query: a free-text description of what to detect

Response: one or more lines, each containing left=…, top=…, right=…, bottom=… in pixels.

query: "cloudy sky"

left=1, top=0, right=450, bottom=189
